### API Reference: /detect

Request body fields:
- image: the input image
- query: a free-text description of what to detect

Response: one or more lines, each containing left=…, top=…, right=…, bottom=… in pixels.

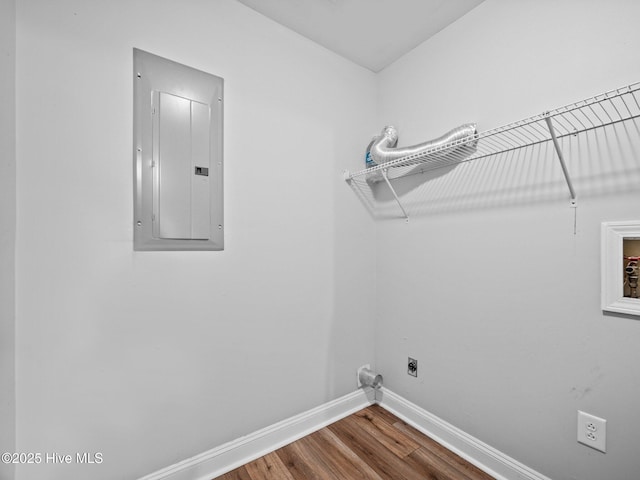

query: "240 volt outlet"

left=408, top=357, right=417, bottom=377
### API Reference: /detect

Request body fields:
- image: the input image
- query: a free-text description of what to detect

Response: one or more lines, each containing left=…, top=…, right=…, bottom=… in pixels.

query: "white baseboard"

left=137, top=388, right=376, bottom=480
left=377, top=387, right=552, bottom=480
left=138, top=386, right=551, bottom=480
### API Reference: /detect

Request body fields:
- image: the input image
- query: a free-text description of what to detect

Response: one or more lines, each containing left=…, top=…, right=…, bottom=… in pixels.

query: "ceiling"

left=235, top=0, right=485, bottom=72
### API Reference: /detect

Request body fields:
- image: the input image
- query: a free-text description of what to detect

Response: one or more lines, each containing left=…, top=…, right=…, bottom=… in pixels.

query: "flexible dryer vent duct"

left=365, top=123, right=478, bottom=182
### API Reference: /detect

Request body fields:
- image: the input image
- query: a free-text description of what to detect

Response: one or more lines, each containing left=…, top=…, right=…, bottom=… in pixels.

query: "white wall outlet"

left=357, top=364, right=370, bottom=388
left=577, top=410, right=606, bottom=453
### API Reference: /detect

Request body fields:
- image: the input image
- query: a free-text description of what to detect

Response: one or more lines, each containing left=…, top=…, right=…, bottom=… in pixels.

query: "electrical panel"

left=134, top=49, right=223, bottom=251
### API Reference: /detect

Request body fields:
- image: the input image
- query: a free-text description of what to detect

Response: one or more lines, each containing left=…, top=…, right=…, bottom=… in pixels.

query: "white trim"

left=137, top=388, right=375, bottom=480
left=138, top=386, right=552, bottom=480
left=601, top=220, right=640, bottom=316
left=377, top=388, right=552, bottom=480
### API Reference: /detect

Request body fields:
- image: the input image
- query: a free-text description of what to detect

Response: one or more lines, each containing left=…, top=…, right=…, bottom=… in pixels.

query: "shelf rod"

left=381, top=169, right=409, bottom=220
left=544, top=114, right=577, bottom=206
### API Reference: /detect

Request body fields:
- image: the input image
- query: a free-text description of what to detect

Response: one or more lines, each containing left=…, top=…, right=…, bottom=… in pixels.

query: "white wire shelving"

left=344, top=81, right=640, bottom=220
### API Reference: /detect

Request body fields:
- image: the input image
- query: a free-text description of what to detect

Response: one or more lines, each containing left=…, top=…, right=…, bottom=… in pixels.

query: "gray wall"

left=12, top=1, right=640, bottom=479
left=0, top=0, right=16, bottom=479
left=14, top=1, right=376, bottom=479
left=375, top=1, right=640, bottom=479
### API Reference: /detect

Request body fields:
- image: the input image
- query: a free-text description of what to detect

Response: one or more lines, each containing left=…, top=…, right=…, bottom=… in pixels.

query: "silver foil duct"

left=365, top=123, right=478, bottom=182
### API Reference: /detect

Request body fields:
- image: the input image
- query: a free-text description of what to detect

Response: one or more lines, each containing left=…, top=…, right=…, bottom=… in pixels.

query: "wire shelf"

left=346, top=81, right=640, bottom=183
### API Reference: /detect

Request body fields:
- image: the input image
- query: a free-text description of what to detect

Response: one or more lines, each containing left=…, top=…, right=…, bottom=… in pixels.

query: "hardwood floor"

left=216, top=405, right=495, bottom=480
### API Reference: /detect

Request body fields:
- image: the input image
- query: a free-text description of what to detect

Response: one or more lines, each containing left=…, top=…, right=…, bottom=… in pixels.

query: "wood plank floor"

left=216, top=405, right=495, bottom=480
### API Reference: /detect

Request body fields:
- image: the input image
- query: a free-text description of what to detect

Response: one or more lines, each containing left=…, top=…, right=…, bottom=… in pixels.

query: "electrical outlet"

left=577, top=411, right=606, bottom=453
left=408, top=357, right=417, bottom=377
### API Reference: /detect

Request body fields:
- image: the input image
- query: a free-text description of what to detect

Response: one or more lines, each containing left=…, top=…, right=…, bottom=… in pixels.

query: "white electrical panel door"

left=153, top=93, right=210, bottom=240
left=189, top=101, right=212, bottom=239
left=134, top=49, right=223, bottom=251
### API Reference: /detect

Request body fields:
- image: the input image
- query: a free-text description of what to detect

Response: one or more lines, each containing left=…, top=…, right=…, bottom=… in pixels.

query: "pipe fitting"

left=358, top=367, right=383, bottom=390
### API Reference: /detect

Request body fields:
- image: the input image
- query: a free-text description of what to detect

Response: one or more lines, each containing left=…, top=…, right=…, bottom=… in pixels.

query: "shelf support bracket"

left=544, top=114, right=577, bottom=207
left=381, top=168, right=409, bottom=220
